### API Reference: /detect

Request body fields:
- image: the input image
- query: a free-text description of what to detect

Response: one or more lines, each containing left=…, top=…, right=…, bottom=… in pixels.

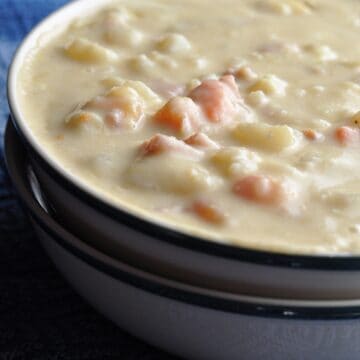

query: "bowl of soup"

left=7, top=0, right=360, bottom=300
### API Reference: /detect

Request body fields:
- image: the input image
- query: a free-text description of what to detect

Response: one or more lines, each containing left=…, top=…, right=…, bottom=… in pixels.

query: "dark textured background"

left=0, top=1, right=174, bottom=358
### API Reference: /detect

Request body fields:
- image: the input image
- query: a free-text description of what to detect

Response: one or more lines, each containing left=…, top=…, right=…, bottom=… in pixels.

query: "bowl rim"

left=7, top=0, right=360, bottom=271
left=5, top=120, right=360, bottom=320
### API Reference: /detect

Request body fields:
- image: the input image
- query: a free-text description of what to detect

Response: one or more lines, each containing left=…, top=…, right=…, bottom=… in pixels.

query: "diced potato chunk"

left=304, top=44, right=338, bottom=62
left=67, top=81, right=162, bottom=132
left=157, top=33, right=192, bottom=54
left=128, top=155, right=220, bottom=194
left=149, top=51, right=178, bottom=70
left=103, top=86, right=143, bottom=121
left=92, top=81, right=161, bottom=114
left=65, top=111, right=103, bottom=132
left=101, top=77, right=123, bottom=88
left=113, top=80, right=162, bottom=109
left=103, top=10, right=143, bottom=46
left=101, top=78, right=163, bottom=108
left=246, top=90, right=269, bottom=107
left=320, top=181, right=360, bottom=217
left=107, top=26, right=143, bottom=47
left=233, top=122, right=298, bottom=152
left=104, top=7, right=134, bottom=26
left=256, top=0, right=312, bottom=15
left=249, top=75, right=288, bottom=96
left=234, top=65, right=258, bottom=82
left=128, top=54, right=155, bottom=73
left=287, top=0, right=313, bottom=14
left=211, top=147, right=261, bottom=177
left=131, top=134, right=220, bottom=193
left=187, top=57, right=208, bottom=71
left=64, top=38, right=118, bottom=63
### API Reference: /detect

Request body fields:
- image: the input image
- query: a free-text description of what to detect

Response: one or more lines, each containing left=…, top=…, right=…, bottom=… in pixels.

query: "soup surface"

left=18, top=0, right=360, bottom=254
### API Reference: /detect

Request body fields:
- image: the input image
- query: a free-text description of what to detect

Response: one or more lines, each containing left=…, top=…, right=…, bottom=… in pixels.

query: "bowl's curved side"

left=35, top=221, right=360, bottom=360
left=5, top=123, right=360, bottom=304
left=5, top=121, right=360, bottom=360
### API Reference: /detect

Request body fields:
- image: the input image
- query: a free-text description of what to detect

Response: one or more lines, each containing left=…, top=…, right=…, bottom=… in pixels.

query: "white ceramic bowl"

left=7, top=0, right=360, bottom=301
left=5, top=120, right=360, bottom=360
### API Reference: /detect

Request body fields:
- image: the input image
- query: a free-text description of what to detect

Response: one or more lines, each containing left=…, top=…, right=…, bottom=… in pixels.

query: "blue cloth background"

left=0, top=1, right=174, bottom=358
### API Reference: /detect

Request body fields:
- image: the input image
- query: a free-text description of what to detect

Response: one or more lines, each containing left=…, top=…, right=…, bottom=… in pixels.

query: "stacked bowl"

left=6, top=1, right=360, bottom=359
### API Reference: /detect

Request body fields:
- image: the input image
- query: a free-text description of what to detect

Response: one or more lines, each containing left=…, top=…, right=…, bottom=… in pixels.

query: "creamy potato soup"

left=18, top=0, right=360, bottom=254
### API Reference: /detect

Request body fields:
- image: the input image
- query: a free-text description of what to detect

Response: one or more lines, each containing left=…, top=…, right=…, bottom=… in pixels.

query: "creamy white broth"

left=18, top=0, right=360, bottom=254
